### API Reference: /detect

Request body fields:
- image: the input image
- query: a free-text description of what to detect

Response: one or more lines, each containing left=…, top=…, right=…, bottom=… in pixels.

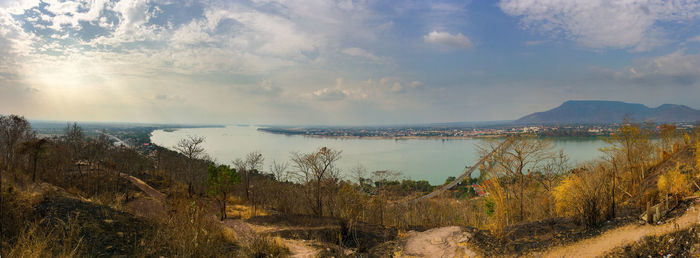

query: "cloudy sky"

left=1, top=0, right=700, bottom=125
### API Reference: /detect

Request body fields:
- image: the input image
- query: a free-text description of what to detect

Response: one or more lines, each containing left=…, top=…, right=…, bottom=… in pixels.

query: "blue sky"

left=1, top=0, right=700, bottom=125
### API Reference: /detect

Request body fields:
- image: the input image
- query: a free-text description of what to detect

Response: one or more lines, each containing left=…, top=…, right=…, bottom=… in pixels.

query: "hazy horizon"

left=2, top=0, right=700, bottom=125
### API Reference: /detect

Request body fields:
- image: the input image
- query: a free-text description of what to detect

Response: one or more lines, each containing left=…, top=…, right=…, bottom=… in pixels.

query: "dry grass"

left=4, top=213, right=84, bottom=258
left=227, top=196, right=269, bottom=219
left=137, top=197, right=239, bottom=257
left=239, top=235, right=290, bottom=258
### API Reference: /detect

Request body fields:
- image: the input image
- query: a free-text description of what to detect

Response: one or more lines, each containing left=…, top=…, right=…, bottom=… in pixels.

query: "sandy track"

left=119, top=173, right=166, bottom=202
left=284, top=239, right=318, bottom=258
left=540, top=204, right=699, bottom=257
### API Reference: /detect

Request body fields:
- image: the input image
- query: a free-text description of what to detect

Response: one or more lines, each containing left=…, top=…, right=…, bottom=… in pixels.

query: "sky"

left=1, top=0, right=700, bottom=125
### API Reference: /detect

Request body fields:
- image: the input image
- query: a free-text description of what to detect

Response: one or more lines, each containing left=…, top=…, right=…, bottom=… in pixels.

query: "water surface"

left=151, top=126, right=608, bottom=185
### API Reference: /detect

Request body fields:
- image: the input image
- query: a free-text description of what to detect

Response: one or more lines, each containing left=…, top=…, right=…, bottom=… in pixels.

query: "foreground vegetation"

left=1, top=114, right=699, bottom=256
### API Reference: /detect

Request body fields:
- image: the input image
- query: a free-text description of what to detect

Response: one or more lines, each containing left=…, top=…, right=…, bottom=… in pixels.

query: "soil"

left=246, top=214, right=397, bottom=255
left=541, top=202, right=700, bottom=257
left=34, top=196, right=154, bottom=256
left=605, top=226, right=700, bottom=257
left=468, top=214, right=638, bottom=256
left=399, top=226, right=477, bottom=257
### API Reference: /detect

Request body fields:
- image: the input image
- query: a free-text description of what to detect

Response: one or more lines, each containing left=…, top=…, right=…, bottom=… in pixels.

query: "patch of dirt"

left=120, top=173, right=166, bottom=202
left=398, top=226, right=477, bottom=258
left=126, top=198, right=167, bottom=218
left=246, top=214, right=396, bottom=254
left=284, top=239, right=318, bottom=258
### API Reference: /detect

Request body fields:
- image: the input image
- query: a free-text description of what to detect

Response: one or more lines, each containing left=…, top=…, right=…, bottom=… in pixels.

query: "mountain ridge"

left=515, top=100, right=700, bottom=124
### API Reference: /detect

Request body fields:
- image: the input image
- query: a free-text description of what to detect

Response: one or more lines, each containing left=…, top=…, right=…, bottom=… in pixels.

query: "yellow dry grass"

left=225, top=196, right=268, bottom=219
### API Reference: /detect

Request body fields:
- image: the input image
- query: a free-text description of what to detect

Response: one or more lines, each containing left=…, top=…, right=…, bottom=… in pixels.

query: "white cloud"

left=342, top=47, right=381, bottom=61
left=311, top=78, right=348, bottom=101
left=688, top=35, right=700, bottom=43
left=312, top=88, right=347, bottom=101
left=423, top=31, right=472, bottom=49
left=499, top=0, right=700, bottom=51
left=524, top=40, right=547, bottom=46
left=599, top=49, right=700, bottom=85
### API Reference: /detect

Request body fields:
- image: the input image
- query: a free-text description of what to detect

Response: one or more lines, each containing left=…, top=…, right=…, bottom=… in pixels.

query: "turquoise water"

left=150, top=126, right=608, bottom=185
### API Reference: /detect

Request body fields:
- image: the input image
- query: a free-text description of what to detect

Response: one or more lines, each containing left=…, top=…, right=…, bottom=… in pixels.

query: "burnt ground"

left=35, top=196, right=154, bottom=257
left=469, top=213, right=639, bottom=256
left=468, top=199, right=696, bottom=257
left=247, top=214, right=397, bottom=256
left=605, top=226, right=700, bottom=257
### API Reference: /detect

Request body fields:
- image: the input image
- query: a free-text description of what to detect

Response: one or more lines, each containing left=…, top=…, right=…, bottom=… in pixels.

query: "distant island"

left=516, top=100, right=700, bottom=124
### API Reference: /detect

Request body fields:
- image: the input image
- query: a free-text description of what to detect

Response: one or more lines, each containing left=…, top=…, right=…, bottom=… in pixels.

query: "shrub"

left=658, top=162, right=691, bottom=197
left=553, top=165, right=610, bottom=228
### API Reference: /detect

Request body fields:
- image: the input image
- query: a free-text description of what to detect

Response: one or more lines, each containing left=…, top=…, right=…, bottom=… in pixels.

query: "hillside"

left=516, top=100, right=700, bottom=124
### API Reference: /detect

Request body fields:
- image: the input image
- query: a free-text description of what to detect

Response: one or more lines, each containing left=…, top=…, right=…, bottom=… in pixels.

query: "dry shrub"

left=384, top=197, right=484, bottom=230
left=91, top=191, right=126, bottom=211
left=137, top=197, right=238, bottom=257
left=553, top=165, right=610, bottom=228
left=5, top=215, right=84, bottom=258
left=227, top=195, right=268, bottom=219
left=1, top=183, right=35, bottom=248
left=658, top=162, right=691, bottom=197
left=239, top=235, right=290, bottom=258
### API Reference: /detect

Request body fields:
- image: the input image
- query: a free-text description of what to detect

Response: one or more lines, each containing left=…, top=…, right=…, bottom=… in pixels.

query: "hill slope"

left=516, top=100, right=700, bottom=124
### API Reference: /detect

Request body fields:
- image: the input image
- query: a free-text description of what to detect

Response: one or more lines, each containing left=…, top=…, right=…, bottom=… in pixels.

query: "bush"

left=658, top=162, right=691, bottom=197
left=239, top=235, right=290, bottom=258
left=553, top=165, right=610, bottom=228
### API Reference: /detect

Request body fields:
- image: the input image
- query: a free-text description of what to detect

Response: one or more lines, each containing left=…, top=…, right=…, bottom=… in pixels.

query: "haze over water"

left=151, top=126, right=608, bottom=185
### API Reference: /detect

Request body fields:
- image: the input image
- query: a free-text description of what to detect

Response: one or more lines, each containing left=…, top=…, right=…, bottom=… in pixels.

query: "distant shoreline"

left=256, top=127, right=615, bottom=141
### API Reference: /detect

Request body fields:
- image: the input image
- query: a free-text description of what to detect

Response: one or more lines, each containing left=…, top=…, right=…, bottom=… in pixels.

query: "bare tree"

left=350, top=164, right=368, bottom=186
left=269, top=160, right=289, bottom=182
left=0, top=115, right=36, bottom=174
left=478, top=135, right=556, bottom=222
left=290, top=147, right=342, bottom=217
left=234, top=151, right=265, bottom=200
left=603, top=122, right=654, bottom=206
left=19, top=138, right=48, bottom=182
left=371, top=170, right=401, bottom=226
left=174, top=135, right=206, bottom=195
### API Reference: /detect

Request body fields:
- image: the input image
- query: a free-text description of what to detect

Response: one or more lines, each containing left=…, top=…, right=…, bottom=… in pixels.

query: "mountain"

left=515, top=100, right=700, bottom=124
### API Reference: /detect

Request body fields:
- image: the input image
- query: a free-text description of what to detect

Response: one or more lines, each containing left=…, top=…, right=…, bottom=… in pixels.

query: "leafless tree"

left=174, top=135, right=206, bottom=195
left=350, top=164, right=368, bottom=186
left=0, top=115, right=36, bottom=174
left=19, top=138, right=48, bottom=182
left=233, top=151, right=265, bottom=200
left=478, top=135, right=557, bottom=222
left=290, top=147, right=342, bottom=217
left=371, top=170, right=401, bottom=225
left=269, top=160, right=289, bottom=182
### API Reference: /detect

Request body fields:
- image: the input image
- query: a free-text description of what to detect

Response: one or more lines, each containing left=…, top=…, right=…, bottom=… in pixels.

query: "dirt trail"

left=119, top=173, right=166, bottom=202
left=540, top=204, right=700, bottom=257
left=122, top=174, right=317, bottom=257
left=401, top=226, right=478, bottom=257
left=284, top=239, right=318, bottom=258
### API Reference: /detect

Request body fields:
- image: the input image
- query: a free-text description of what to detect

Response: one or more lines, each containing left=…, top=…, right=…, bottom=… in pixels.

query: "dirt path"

left=540, top=204, right=700, bottom=257
left=120, top=173, right=166, bottom=202
left=122, top=174, right=317, bottom=257
left=284, top=239, right=318, bottom=258
left=401, top=226, right=478, bottom=257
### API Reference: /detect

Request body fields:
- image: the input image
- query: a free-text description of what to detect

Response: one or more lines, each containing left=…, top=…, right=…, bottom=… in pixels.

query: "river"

left=151, top=126, right=609, bottom=185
